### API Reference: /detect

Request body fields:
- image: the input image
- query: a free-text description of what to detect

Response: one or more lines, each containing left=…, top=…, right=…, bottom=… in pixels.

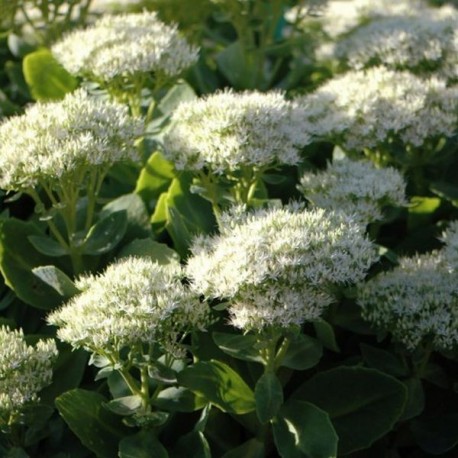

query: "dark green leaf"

left=104, top=395, right=143, bottom=416
left=171, top=430, right=210, bottom=458
left=212, top=332, right=264, bottom=363
left=177, top=360, right=256, bottom=415
left=153, top=387, right=206, bottom=412
left=407, top=196, right=441, bottom=231
left=314, top=320, right=340, bottom=352
left=157, top=81, right=196, bottom=116
left=222, top=439, right=265, bottom=458
left=291, top=367, right=407, bottom=455
left=82, top=211, right=127, bottom=255
left=399, top=378, right=424, bottom=422
left=28, top=235, right=67, bottom=257
left=119, top=430, right=168, bottom=458
left=255, top=372, right=283, bottom=424
left=56, top=389, right=129, bottom=458
left=99, top=194, right=151, bottom=244
left=0, top=218, right=63, bottom=309
left=216, top=41, right=255, bottom=89
left=411, top=414, right=458, bottom=455
left=430, top=181, right=458, bottom=204
left=23, top=49, right=78, bottom=101
left=117, top=238, right=180, bottom=265
left=32, top=265, right=80, bottom=298
left=272, top=401, right=338, bottom=458
left=280, top=334, right=323, bottom=370
left=360, top=344, right=409, bottom=377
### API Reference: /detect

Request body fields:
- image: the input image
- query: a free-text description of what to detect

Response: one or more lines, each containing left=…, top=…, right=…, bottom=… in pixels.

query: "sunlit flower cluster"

left=163, top=90, right=311, bottom=173
left=299, top=158, right=407, bottom=223
left=298, top=66, right=458, bottom=151
left=441, top=220, right=458, bottom=272
left=0, top=327, right=57, bottom=424
left=330, top=13, right=458, bottom=80
left=186, top=205, right=378, bottom=330
left=52, top=12, right=199, bottom=82
left=358, top=253, right=458, bottom=351
left=0, top=89, right=142, bottom=192
left=48, top=257, right=210, bottom=357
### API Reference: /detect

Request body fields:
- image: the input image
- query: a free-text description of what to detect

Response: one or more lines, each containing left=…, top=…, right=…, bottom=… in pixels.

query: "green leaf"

left=151, top=192, right=169, bottom=236
left=117, top=238, right=180, bottom=265
left=82, top=211, right=127, bottom=255
left=0, top=218, right=63, bottom=309
left=408, top=196, right=441, bottom=231
left=222, top=439, right=265, bottom=458
left=23, top=48, right=78, bottom=101
left=360, top=344, right=409, bottom=377
left=171, top=430, right=210, bottom=458
left=136, top=151, right=176, bottom=209
left=399, top=378, right=424, bottom=422
left=56, top=389, right=129, bottom=458
left=153, top=387, right=206, bottom=412
left=212, top=332, right=265, bottom=363
left=255, top=372, right=283, bottom=424
left=411, top=414, right=458, bottom=455
left=430, top=181, right=458, bottom=205
left=157, top=81, right=197, bottom=117
left=281, top=334, right=323, bottom=370
left=291, top=367, right=407, bottom=455
left=177, top=360, right=256, bottom=415
left=104, top=395, right=143, bottom=416
left=216, top=41, right=255, bottom=89
left=314, top=320, right=340, bottom=352
left=28, top=235, right=67, bottom=257
left=272, top=401, right=338, bottom=458
left=99, top=194, right=151, bottom=244
left=32, top=265, right=80, bottom=298
left=119, top=430, right=168, bottom=458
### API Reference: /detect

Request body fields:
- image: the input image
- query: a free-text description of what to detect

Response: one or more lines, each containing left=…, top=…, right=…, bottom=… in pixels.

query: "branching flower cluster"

left=186, top=205, right=378, bottom=331
left=441, top=221, right=458, bottom=272
left=299, top=158, right=407, bottom=223
left=52, top=11, right=199, bottom=83
left=163, top=90, right=311, bottom=174
left=298, top=66, right=458, bottom=151
left=0, top=89, right=142, bottom=192
left=48, top=257, right=210, bottom=358
left=358, top=253, right=458, bottom=351
left=0, top=327, right=57, bottom=425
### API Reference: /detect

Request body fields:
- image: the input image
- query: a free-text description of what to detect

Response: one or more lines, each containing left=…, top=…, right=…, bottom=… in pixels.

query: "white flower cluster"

left=48, top=257, right=209, bottom=356
left=289, top=0, right=429, bottom=38
left=299, top=158, right=407, bottom=223
left=0, top=89, right=142, bottom=192
left=298, top=66, right=458, bottom=150
left=358, top=253, right=458, bottom=351
left=0, top=327, right=57, bottom=422
left=52, top=12, right=199, bottom=82
left=331, top=13, right=458, bottom=80
left=163, top=90, right=311, bottom=173
left=441, top=221, right=458, bottom=272
left=186, top=205, right=378, bottom=331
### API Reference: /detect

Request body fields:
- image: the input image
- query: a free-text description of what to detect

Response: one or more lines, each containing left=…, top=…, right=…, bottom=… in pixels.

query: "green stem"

left=273, top=336, right=291, bottom=371
left=415, top=342, right=433, bottom=379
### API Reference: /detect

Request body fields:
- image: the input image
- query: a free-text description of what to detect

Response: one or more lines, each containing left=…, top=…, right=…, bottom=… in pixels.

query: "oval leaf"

left=281, top=334, right=323, bottom=370
left=255, top=372, right=283, bottom=424
left=119, top=430, right=168, bottom=458
left=177, top=360, right=255, bottom=415
left=213, top=332, right=264, bottom=363
left=291, top=367, right=407, bottom=455
left=28, top=235, right=67, bottom=257
left=272, top=401, right=338, bottom=458
left=32, top=265, right=80, bottom=298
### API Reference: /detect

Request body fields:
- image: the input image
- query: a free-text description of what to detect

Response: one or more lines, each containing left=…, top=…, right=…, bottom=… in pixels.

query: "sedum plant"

left=0, top=88, right=142, bottom=274
left=0, top=326, right=57, bottom=438
left=48, top=256, right=211, bottom=425
left=299, top=157, right=407, bottom=224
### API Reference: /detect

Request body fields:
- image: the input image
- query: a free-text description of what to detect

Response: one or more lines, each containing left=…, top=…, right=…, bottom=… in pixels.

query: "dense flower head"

left=299, top=158, right=407, bottom=223
left=298, top=66, right=458, bottom=151
left=186, top=205, right=378, bottom=330
left=358, top=253, right=458, bottom=351
left=441, top=220, right=458, bottom=272
left=329, top=13, right=458, bottom=80
left=163, top=90, right=311, bottom=173
left=289, top=0, right=429, bottom=38
left=0, top=327, right=57, bottom=423
left=0, top=89, right=142, bottom=191
left=47, top=257, right=210, bottom=356
left=52, top=12, right=199, bottom=82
